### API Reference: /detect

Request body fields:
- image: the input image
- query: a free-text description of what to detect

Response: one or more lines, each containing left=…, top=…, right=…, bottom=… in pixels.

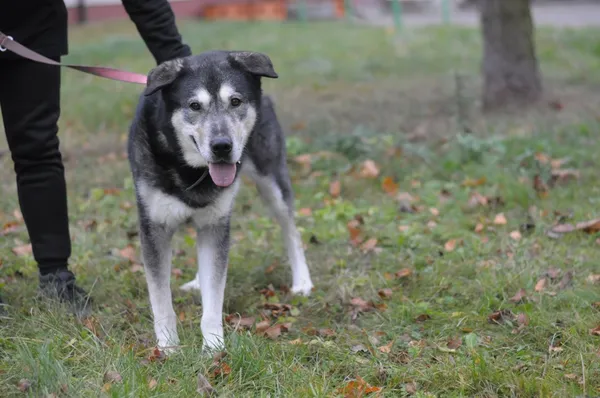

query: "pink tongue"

left=208, top=163, right=237, bottom=187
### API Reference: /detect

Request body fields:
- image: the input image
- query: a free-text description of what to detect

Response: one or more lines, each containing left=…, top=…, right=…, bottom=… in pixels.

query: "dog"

left=127, top=50, right=314, bottom=353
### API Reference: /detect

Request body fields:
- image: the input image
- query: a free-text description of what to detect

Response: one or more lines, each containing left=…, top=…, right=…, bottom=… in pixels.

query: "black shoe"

left=39, top=270, right=92, bottom=317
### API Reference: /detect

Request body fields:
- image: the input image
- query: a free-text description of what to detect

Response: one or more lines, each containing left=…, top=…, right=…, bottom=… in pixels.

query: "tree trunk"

left=480, top=0, right=542, bottom=111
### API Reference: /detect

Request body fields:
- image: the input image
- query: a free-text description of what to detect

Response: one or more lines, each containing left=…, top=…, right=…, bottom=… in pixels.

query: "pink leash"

left=0, top=31, right=148, bottom=85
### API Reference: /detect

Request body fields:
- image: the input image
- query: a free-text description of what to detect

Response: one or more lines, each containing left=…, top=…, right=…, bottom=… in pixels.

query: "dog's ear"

left=144, top=59, right=184, bottom=96
left=228, top=51, right=278, bottom=79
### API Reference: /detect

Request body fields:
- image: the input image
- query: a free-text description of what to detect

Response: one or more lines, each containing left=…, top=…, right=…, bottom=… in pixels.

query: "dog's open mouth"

left=208, top=162, right=237, bottom=187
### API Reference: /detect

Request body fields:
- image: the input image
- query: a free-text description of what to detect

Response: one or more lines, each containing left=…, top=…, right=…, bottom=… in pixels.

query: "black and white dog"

left=127, top=51, right=314, bottom=353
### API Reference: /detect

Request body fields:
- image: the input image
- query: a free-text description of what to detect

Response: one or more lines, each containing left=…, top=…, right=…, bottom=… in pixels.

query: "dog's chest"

left=137, top=180, right=240, bottom=229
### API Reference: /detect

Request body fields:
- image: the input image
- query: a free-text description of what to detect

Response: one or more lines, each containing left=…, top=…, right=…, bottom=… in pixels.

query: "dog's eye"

left=189, top=101, right=202, bottom=111
left=230, top=98, right=242, bottom=107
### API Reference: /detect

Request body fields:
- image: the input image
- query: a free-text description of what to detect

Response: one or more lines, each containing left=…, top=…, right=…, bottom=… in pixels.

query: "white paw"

left=202, top=334, right=225, bottom=354
left=180, top=277, right=201, bottom=292
left=291, top=279, right=314, bottom=296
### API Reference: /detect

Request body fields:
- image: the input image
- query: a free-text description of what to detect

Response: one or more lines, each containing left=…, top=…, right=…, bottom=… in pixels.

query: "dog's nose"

left=210, top=137, right=233, bottom=157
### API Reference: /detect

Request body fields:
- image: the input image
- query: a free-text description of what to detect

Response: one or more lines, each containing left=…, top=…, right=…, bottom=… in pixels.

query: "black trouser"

left=0, top=57, right=70, bottom=275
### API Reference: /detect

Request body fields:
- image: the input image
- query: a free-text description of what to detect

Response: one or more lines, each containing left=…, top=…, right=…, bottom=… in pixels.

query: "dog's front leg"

left=139, top=218, right=179, bottom=353
left=195, top=221, right=230, bottom=352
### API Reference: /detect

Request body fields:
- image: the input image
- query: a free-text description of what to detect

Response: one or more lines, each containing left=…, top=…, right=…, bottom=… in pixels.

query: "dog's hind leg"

left=251, top=169, right=314, bottom=296
left=194, top=222, right=230, bottom=352
left=138, top=218, right=179, bottom=353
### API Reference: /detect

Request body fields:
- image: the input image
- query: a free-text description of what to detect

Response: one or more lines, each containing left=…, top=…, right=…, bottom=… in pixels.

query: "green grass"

left=2, top=20, right=600, bottom=397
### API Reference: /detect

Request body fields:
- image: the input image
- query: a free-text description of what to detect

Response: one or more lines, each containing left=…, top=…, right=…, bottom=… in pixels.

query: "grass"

left=1, top=19, right=600, bottom=397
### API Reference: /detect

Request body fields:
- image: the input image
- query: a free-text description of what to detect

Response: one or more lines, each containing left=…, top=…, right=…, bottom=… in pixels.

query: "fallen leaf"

left=557, top=271, right=573, bottom=290
left=548, top=217, right=600, bottom=237
left=550, top=169, right=579, bottom=185
left=545, top=268, right=561, bottom=280
left=18, top=379, right=31, bottom=392
left=533, top=174, right=549, bottom=197
left=493, top=213, right=507, bottom=225
left=405, top=381, right=417, bottom=394
left=590, top=325, right=600, bottom=336
left=586, top=274, right=600, bottom=284
left=564, top=373, right=579, bottom=381
left=415, top=314, right=431, bottom=323
left=265, top=261, right=278, bottom=274
left=130, top=264, right=144, bottom=273
left=1, top=221, right=21, bottom=235
left=534, top=278, right=547, bottom=292
left=289, top=338, right=303, bottom=345
left=148, top=378, right=158, bottom=390
left=196, top=373, right=215, bottom=396
left=462, top=177, right=486, bottom=187
left=350, top=344, right=369, bottom=354
left=103, top=371, right=123, bottom=384
left=350, top=297, right=374, bottom=312
left=378, top=341, right=393, bottom=353
left=474, top=223, right=484, bottom=233
left=429, top=207, right=439, bottom=217
left=395, top=268, right=412, bottom=279
left=11, top=243, right=32, bottom=257
left=378, top=288, right=393, bottom=299
left=118, top=245, right=137, bottom=263
left=509, top=230, right=522, bottom=241
left=347, top=219, right=362, bottom=246
left=318, top=328, right=336, bottom=338
left=509, top=288, right=527, bottom=304
left=467, top=191, right=488, bottom=208
left=337, top=375, right=382, bottom=397
left=359, top=160, right=380, bottom=179
left=382, top=176, right=399, bottom=195
left=148, top=347, right=166, bottom=363
left=517, top=313, right=529, bottom=326
left=488, top=309, right=515, bottom=325
left=210, top=361, right=231, bottom=377
left=360, top=238, right=378, bottom=252
left=13, top=209, right=23, bottom=222
left=298, top=208, right=312, bottom=216
left=329, top=180, right=341, bottom=198
left=447, top=336, right=462, bottom=350
left=444, top=239, right=458, bottom=252
left=226, top=315, right=255, bottom=330
left=171, top=268, right=183, bottom=278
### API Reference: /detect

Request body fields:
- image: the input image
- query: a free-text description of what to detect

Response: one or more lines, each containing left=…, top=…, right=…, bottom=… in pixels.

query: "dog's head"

left=143, top=50, right=278, bottom=187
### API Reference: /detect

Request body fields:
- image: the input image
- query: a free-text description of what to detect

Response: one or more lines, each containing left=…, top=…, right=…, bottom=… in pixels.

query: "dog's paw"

left=180, top=277, right=201, bottom=292
left=291, top=279, right=314, bottom=296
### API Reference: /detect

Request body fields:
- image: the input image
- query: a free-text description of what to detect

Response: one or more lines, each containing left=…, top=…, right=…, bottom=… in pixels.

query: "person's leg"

left=0, top=58, right=90, bottom=314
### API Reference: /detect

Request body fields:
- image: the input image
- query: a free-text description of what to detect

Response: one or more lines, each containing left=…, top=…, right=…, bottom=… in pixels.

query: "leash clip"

left=0, top=35, right=13, bottom=52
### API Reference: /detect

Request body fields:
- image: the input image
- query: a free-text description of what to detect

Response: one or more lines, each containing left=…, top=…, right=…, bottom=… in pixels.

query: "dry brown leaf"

left=534, top=152, right=550, bottom=164
left=265, top=261, right=278, bottom=274
left=378, top=288, right=393, bottom=299
left=347, top=219, right=362, bottom=246
left=509, top=230, right=522, bottom=241
left=447, top=336, right=462, bottom=350
left=517, top=313, right=529, bottom=326
left=493, top=213, right=507, bottom=225
left=533, top=174, right=549, bottom=197
left=289, top=338, right=303, bottom=345
left=226, top=315, right=255, bottom=330
left=318, top=328, right=336, bottom=338
left=415, top=314, right=431, bottom=323
left=171, top=268, right=183, bottom=278
left=130, top=264, right=144, bottom=273
left=589, top=325, right=600, bottom=336
left=509, top=288, right=527, bottom=304
left=337, top=376, right=382, bottom=397
left=558, top=271, right=573, bottom=290
left=360, top=238, right=378, bottom=252
left=395, top=268, right=412, bottom=279
left=1, top=221, right=21, bottom=235
left=378, top=341, right=393, bottom=353
left=444, top=239, right=458, bottom=252
left=119, top=245, right=137, bottom=263
left=535, top=278, right=547, bottom=292
left=210, top=361, right=231, bottom=377
left=255, top=320, right=271, bottom=334
left=429, top=207, right=439, bottom=217
left=427, top=220, right=437, bottom=229
left=462, top=177, right=486, bottom=187
left=103, top=371, right=123, bottom=384
left=329, top=180, right=341, bottom=198
left=148, top=378, right=158, bottom=390
left=359, top=160, right=380, bottom=179
left=382, top=176, right=399, bottom=195
left=551, top=169, right=580, bottom=185
left=488, top=309, right=515, bottom=324
left=586, top=274, right=600, bottom=284
left=467, top=191, right=488, bottom=208
left=12, top=243, right=32, bottom=257
left=405, top=381, right=417, bottom=394
left=298, top=208, right=312, bottom=217
left=474, top=223, right=484, bottom=233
